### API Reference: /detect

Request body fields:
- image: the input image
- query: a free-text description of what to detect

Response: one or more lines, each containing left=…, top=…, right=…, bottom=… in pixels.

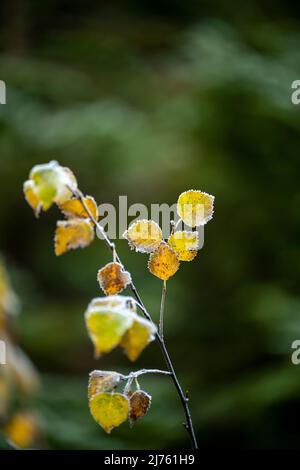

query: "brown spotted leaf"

left=88, top=371, right=121, bottom=399
left=129, top=390, right=151, bottom=425
left=148, top=242, right=180, bottom=280
left=97, top=262, right=131, bottom=296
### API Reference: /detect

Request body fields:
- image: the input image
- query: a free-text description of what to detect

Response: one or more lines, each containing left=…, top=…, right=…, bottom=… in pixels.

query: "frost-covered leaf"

left=54, top=218, right=94, bottom=256
left=23, top=161, right=78, bottom=215
left=59, top=195, right=98, bottom=221
left=23, top=180, right=41, bottom=217
left=85, top=310, right=132, bottom=357
left=121, top=314, right=157, bottom=361
left=85, top=296, right=135, bottom=357
left=97, top=262, right=131, bottom=296
left=123, top=220, right=162, bottom=253
left=168, top=231, right=199, bottom=261
left=177, top=190, right=214, bottom=227
left=88, top=295, right=136, bottom=313
left=129, top=390, right=151, bottom=425
left=88, top=371, right=121, bottom=398
left=148, top=242, right=180, bottom=280
left=89, top=392, right=129, bottom=434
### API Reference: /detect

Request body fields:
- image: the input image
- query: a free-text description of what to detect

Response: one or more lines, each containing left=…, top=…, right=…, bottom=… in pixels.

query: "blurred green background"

left=1, top=0, right=300, bottom=449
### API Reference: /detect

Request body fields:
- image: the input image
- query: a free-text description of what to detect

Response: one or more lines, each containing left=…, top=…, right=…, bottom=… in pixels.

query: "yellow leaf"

left=177, top=190, right=214, bottom=227
left=97, top=262, right=131, bottom=296
left=120, top=314, right=156, bottom=361
left=148, top=242, right=180, bottom=281
left=89, top=392, right=129, bottom=433
left=86, top=310, right=132, bottom=357
left=23, top=181, right=41, bottom=217
left=4, top=411, right=39, bottom=449
left=123, top=220, right=162, bottom=253
left=85, top=296, right=135, bottom=357
left=129, top=390, right=151, bottom=424
left=24, top=161, right=77, bottom=214
left=54, top=218, right=94, bottom=256
left=88, top=371, right=121, bottom=399
left=59, top=196, right=99, bottom=221
left=168, top=231, right=199, bottom=261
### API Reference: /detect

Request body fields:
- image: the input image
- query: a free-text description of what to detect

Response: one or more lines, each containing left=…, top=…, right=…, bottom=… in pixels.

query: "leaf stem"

left=74, top=188, right=199, bottom=450
left=159, top=280, right=167, bottom=339
left=122, top=369, right=172, bottom=380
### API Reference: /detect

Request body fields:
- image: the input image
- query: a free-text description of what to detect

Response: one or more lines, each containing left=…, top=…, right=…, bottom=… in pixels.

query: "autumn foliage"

left=23, top=161, right=214, bottom=444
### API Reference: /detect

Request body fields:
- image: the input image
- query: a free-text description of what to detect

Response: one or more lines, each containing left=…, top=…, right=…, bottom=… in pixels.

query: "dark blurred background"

left=0, top=0, right=300, bottom=449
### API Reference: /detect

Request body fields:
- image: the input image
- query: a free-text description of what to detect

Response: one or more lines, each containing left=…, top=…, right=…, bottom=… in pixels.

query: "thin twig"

left=170, top=218, right=181, bottom=236
left=74, top=188, right=199, bottom=450
left=121, top=370, right=171, bottom=394
left=159, top=280, right=167, bottom=339
left=121, top=369, right=172, bottom=380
